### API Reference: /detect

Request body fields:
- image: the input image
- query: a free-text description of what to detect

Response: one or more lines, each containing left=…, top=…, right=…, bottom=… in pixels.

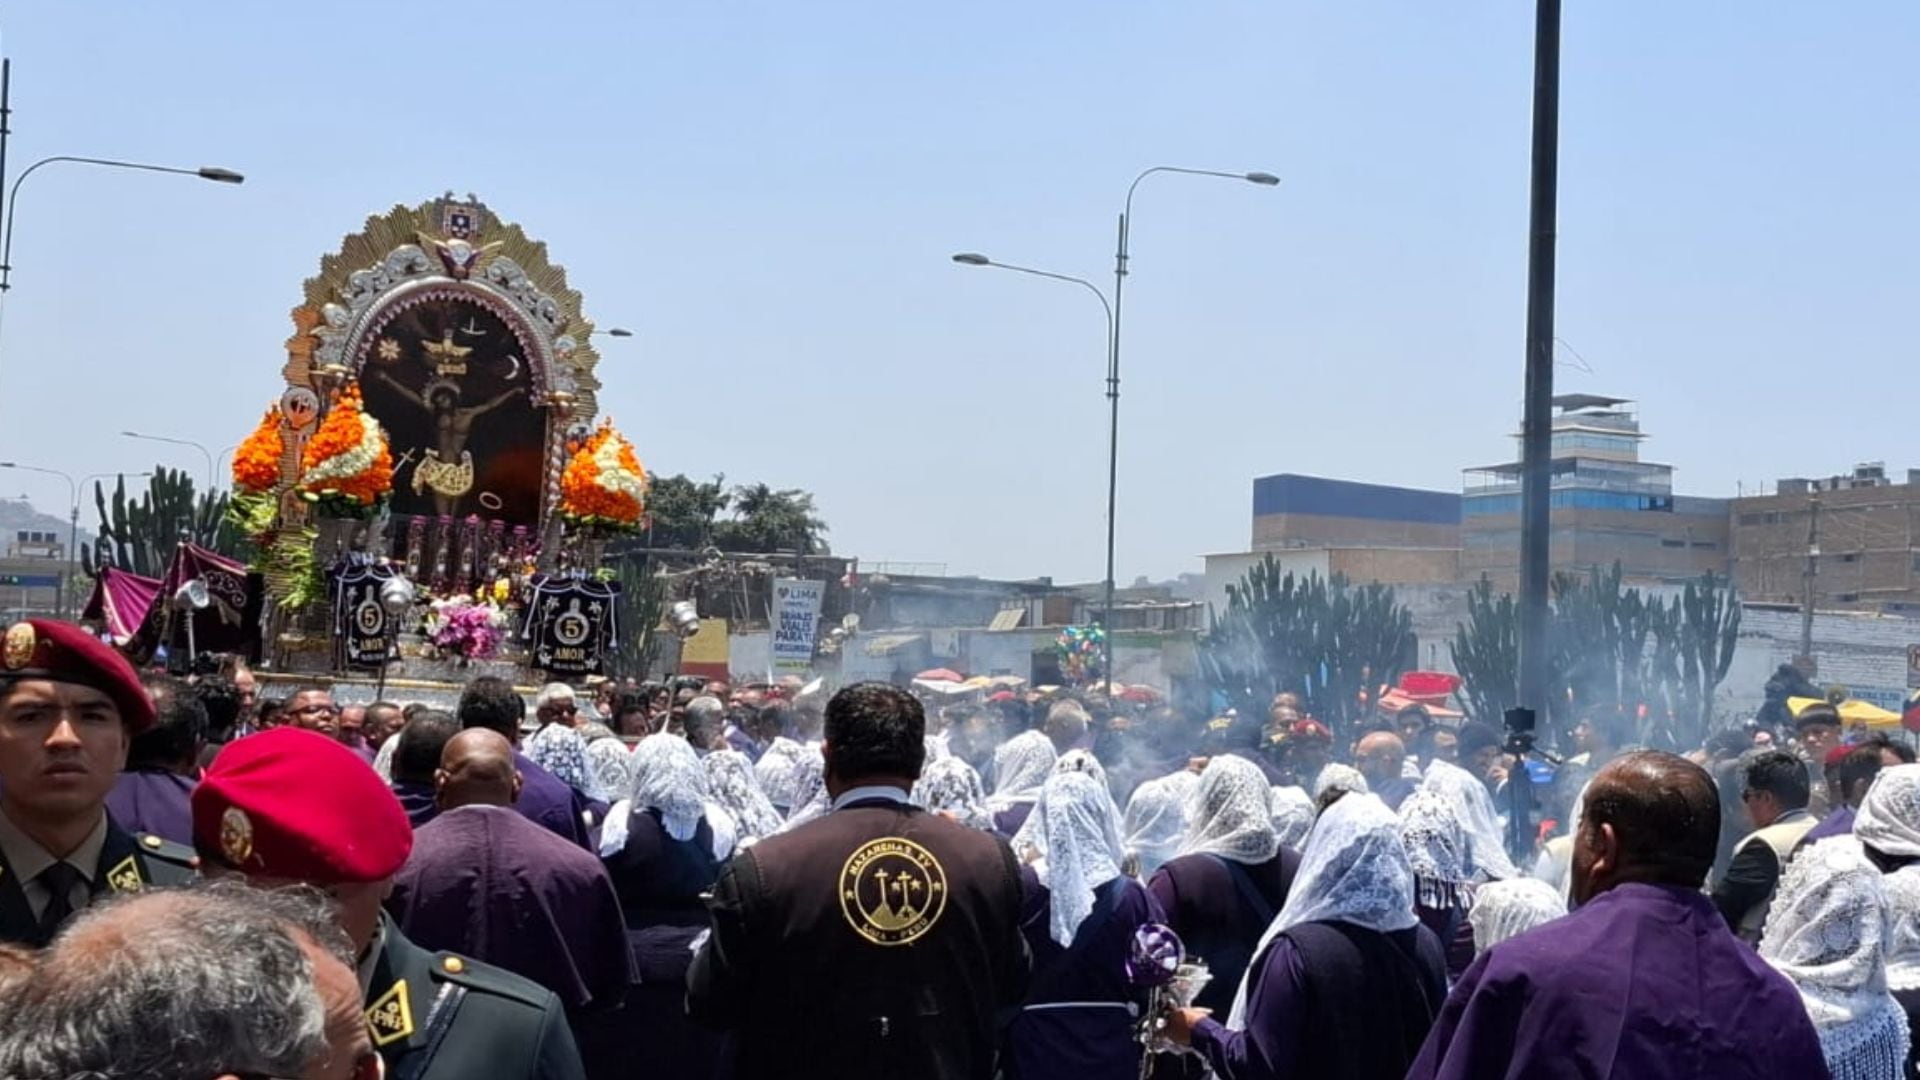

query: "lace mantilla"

left=1468, top=877, right=1566, bottom=953
left=1176, top=755, right=1280, bottom=865
left=1033, top=771, right=1126, bottom=948
left=1226, top=792, right=1416, bottom=1029
left=913, top=756, right=995, bottom=831
left=1268, top=785, right=1314, bottom=849
left=705, top=749, right=785, bottom=842
left=1421, top=758, right=1518, bottom=881
left=1125, top=772, right=1199, bottom=877
left=987, top=731, right=1058, bottom=812
left=1855, top=762, right=1920, bottom=860
left=1759, top=835, right=1907, bottom=1077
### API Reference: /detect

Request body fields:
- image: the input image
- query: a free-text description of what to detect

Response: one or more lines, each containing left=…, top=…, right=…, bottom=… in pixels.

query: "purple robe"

left=994, top=802, right=1035, bottom=839
left=1146, top=847, right=1302, bottom=1015
left=1005, top=867, right=1161, bottom=1080
left=392, top=781, right=439, bottom=829
left=1798, top=804, right=1856, bottom=852
left=722, top=724, right=764, bottom=762
left=105, top=768, right=196, bottom=845
left=386, top=804, right=631, bottom=1011
left=1407, top=882, right=1830, bottom=1080
left=1192, top=922, right=1444, bottom=1080
left=515, top=750, right=593, bottom=849
left=1372, top=775, right=1417, bottom=812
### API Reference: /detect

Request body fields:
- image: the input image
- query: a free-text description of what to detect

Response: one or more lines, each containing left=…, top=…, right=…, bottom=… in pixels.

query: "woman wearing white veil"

left=704, top=748, right=785, bottom=843
left=1146, top=755, right=1298, bottom=1018
left=912, top=754, right=996, bottom=831
left=1169, top=792, right=1446, bottom=1080
left=1124, top=770, right=1200, bottom=878
left=1878, top=864, right=1920, bottom=1078
left=1268, top=785, right=1314, bottom=849
left=1420, top=757, right=1519, bottom=882
left=1003, top=771, right=1159, bottom=1080
left=986, top=729, right=1058, bottom=837
left=1758, top=837, right=1909, bottom=1080
left=1009, top=748, right=1121, bottom=865
left=599, top=734, right=737, bottom=1077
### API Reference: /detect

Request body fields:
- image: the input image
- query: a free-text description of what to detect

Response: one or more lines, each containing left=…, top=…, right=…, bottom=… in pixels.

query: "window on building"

left=1838, top=592, right=1861, bottom=603
left=1691, top=541, right=1717, bottom=550
left=1738, top=513, right=1763, bottom=526
left=1661, top=539, right=1686, bottom=548
left=1840, top=553, right=1860, bottom=564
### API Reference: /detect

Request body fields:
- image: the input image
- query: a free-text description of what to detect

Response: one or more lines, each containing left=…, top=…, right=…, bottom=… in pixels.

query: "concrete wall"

left=1721, top=607, right=1920, bottom=720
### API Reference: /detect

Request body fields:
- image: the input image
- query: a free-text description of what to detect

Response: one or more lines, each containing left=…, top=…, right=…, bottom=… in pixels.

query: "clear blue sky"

left=2, top=3, right=1915, bottom=583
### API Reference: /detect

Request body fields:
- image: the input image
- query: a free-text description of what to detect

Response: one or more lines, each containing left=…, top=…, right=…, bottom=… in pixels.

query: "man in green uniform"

left=192, top=726, right=586, bottom=1080
left=0, top=618, right=198, bottom=946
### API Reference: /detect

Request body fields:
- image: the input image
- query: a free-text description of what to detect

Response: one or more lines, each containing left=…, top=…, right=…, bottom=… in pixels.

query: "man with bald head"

left=436, top=728, right=523, bottom=810
left=388, top=726, right=631, bottom=1075
left=1409, top=751, right=1826, bottom=1079
left=1354, top=729, right=1414, bottom=810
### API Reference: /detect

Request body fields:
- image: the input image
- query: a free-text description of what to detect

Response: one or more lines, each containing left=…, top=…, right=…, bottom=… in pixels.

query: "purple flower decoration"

left=1127, top=923, right=1185, bottom=989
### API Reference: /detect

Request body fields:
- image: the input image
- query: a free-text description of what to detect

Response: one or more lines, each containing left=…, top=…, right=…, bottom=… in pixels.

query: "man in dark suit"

left=689, top=681, right=1031, bottom=1080
left=0, top=619, right=198, bottom=947
left=192, top=726, right=586, bottom=1080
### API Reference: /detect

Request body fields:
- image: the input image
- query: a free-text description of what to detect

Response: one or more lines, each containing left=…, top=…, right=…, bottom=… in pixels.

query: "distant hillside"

left=0, top=497, right=96, bottom=550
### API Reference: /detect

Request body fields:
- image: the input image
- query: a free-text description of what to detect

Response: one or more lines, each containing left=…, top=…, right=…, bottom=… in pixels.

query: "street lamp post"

left=0, top=464, right=147, bottom=617
left=121, top=431, right=215, bottom=493
left=2, top=156, right=244, bottom=291
left=1104, top=167, right=1278, bottom=690
left=951, top=253, right=1117, bottom=674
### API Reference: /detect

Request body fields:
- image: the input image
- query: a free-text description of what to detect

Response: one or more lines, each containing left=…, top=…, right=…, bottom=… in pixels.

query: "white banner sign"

left=770, top=578, right=825, bottom=674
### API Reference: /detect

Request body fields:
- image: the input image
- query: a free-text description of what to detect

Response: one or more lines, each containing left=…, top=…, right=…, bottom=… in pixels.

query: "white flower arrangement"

left=299, top=413, right=388, bottom=487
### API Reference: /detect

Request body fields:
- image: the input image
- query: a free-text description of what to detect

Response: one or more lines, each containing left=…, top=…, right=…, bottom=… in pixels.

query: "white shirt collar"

left=831, top=784, right=912, bottom=811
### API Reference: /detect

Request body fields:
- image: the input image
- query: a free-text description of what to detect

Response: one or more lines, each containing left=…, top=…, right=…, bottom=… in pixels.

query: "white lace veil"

left=1125, top=772, right=1199, bottom=876
left=774, top=751, right=830, bottom=833
left=1880, top=865, right=1920, bottom=994
left=1227, top=792, right=1416, bottom=1029
left=627, top=734, right=712, bottom=842
left=1468, top=877, right=1566, bottom=953
left=1398, top=786, right=1473, bottom=911
left=1268, top=785, right=1314, bottom=849
left=704, top=749, right=785, bottom=841
left=987, top=730, right=1058, bottom=812
left=1758, top=837, right=1909, bottom=1080
left=1176, top=755, right=1281, bottom=865
left=525, top=723, right=607, bottom=801
left=1034, top=771, right=1126, bottom=948
left=1010, top=749, right=1120, bottom=863
left=1312, top=762, right=1370, bottom=800
left=586, top=737, right=637, bottom=802
left=1421, top=758, right=1519, bottom=881
left=1854, top=763, right=1920, bottom=860
left=754, top=736, right=819, bottom=812
left=912, top=756, right=995, bottom=831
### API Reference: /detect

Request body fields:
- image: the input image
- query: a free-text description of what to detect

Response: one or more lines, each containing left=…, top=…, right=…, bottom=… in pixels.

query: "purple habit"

left=1004, top=867, right=1161, bottom=1080
left=515, top=750, right=594, bottom=849
left=1146, top=847, right=1302, bottom=1015
left=1407, top=882, right=1830, bottom=1080
left=993, top=802, right=1035, bottom=839
left=391, top=781, right=439, bottom=829
left=386, top=804, right=631, bottom=1011
left=105, top=768, right=196, bottom=845
left=1797, top=804, right=1856, bottom=853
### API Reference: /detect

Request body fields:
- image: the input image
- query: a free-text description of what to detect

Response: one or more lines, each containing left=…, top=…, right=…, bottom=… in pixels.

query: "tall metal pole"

left=1799, top=497, right=1820, bottom=673
left=1105, top=211, right=1126, bottom=692
left=1517, top=0, right=1563, bottom=725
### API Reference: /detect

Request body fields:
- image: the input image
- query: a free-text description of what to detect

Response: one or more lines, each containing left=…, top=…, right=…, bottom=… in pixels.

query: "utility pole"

left=1798, top=497, right=1820, bottom=675
left=1516, top=0, right=1562, bottom=725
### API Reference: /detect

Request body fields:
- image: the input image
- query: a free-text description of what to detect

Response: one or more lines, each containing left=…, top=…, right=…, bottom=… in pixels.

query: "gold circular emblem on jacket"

left=839, top=837, right=948, bottom=946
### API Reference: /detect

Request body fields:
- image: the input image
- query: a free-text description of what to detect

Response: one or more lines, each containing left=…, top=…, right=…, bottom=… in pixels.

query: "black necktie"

left=36, top=862, right=83, bottom=937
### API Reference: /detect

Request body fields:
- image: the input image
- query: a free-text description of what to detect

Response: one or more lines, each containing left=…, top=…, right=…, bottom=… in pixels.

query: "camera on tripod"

left=1503, top=706, right=1537, bottom=756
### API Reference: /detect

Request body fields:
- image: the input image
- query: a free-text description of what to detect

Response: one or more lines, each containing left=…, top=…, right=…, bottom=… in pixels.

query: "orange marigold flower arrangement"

left=560, top=418, right=647, bottom=528
left=232, top=405, right=285, bottom=494
left=297, top=382, right=393, bottom=512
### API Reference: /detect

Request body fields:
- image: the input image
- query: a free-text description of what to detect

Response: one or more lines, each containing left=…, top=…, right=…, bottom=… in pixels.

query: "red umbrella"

left=916, top=668, right=964, bottom=683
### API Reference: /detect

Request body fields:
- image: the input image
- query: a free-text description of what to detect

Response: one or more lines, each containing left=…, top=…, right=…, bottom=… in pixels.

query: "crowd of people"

left=2, top=612, right=1920, bottom=1078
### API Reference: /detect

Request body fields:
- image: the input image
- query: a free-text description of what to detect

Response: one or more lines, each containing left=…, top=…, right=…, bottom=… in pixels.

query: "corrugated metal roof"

left=988, top=608, right=1026, bottom=631
left=862, top=633, right=925, bottom=657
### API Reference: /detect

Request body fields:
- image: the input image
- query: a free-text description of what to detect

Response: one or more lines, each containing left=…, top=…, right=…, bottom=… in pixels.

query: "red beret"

left=192, top=728, right=412, bottom=884
left=1826, top=743, right=1858, bottom=768
left=0, top=619, right=154, bottom=734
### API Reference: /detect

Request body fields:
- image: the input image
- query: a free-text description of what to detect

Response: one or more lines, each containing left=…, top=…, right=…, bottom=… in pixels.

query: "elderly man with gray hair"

left=0, top=880, right=376, bottom=1080
left=684, top=695, right=728, bottom=754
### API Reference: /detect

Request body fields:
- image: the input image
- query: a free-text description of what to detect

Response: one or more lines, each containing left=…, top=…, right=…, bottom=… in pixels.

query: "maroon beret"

left=192, top=727, right=412, bottom=885
left=0, top=618, right=155, bottom=734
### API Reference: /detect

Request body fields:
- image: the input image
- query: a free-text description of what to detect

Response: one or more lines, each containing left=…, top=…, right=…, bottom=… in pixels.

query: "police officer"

left=190, top=726, right=586, bottom=1080
left=688, top=681, right=1031, bottom=1080
left=0, top=619, right=198, bottom=946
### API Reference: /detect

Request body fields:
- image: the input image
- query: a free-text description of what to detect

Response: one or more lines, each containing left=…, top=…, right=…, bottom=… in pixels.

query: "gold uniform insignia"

left=839, top=837, right=949, bottom=947
left=366, top=979, right=415, bottom=1046
left=2, top=623, right=35, bottom=670
left=105, top=856, right=143, bottom=893
left=219, top=807, right=254, bottom=866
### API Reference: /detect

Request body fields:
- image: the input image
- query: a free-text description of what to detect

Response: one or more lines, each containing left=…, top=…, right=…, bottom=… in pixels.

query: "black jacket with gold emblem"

left=364, top=915, right=586, bottom=1080
left=687, top=793, right=1031, bottom=1080
left=0, top=818, right=198, bottom=947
